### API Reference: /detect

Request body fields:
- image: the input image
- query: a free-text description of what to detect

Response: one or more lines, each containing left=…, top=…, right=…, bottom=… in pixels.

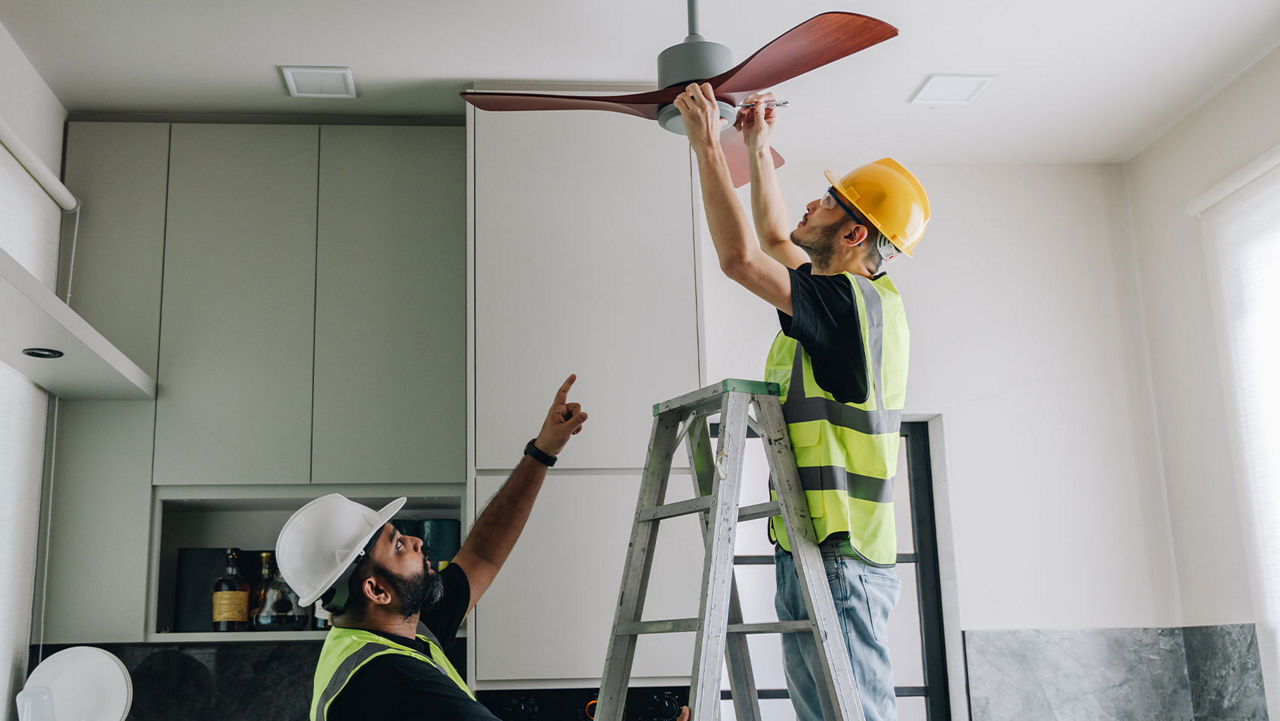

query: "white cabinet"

left=470, top=471, right=704, bottom=682
left=469, top=100, right=708, bottom=683
left=471, top=108, right=701, bottom=471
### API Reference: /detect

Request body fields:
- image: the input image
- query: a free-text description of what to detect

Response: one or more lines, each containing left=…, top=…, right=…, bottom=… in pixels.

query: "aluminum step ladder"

left=595, top=379, right=866, bottom=721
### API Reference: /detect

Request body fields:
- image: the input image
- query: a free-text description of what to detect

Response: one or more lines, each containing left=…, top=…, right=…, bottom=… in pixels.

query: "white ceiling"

left=2, top=0, right=1278, bottom=165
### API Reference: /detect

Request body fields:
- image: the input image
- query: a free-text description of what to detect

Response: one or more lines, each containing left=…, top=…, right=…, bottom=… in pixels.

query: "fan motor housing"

left=657, top=36, right=736, bottom=134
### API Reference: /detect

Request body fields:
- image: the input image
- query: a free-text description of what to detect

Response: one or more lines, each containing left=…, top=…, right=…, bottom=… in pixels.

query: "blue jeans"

left=774, top=543, right=901, bottom=721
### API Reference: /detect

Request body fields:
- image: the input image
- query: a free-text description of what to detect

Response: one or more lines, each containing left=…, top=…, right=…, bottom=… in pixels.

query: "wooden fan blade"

left=461, top=88, right=690, bottom=121
left=720, top=127, right=784, bottom=188
left=710, top=12, right=897, bottom=95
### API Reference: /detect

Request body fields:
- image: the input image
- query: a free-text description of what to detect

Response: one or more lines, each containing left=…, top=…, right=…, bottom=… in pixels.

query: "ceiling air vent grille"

left=279, top=66, right=357, bottom=99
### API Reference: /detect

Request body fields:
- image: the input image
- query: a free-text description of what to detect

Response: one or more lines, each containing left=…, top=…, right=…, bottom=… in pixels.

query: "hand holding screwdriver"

left=734, top=91, right=781, bottom=152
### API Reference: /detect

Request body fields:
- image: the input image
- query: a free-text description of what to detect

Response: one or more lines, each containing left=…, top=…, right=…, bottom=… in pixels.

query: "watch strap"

left=524, top=438, right=557, bottom=467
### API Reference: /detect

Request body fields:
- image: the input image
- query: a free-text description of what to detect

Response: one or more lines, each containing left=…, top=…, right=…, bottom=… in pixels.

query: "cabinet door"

left=35, top=122, right=170, bottom=642
left=154, top=125, right=317, bottom=485
left=472, top=110, right=701, bottom=471
left=471, top=471, right=704, bottom=682
left=312, top=126, right=466, bottom=485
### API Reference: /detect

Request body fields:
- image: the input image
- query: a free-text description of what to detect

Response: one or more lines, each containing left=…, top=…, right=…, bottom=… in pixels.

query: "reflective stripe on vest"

left=310, top=626, right=474, bottom=721
left=764, top=272, right=908, bottom=566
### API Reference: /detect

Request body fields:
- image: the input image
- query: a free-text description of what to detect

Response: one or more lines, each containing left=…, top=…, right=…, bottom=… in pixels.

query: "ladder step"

left=636, top=499, right=780, bottom=524
left=619, top=619, right=700, bottom=635
left=616, top=619, right=815, bottom=636
left=637, top=497, right=713, bottom=523
left=727, top=621, right=813, bottom=635
left=738, top=501, right=780, bottom=522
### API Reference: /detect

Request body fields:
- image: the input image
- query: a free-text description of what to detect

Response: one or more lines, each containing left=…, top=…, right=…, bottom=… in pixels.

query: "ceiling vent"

left=279, top=66, right=357, bottom=99
left=910, top=74, right=994, bottom=105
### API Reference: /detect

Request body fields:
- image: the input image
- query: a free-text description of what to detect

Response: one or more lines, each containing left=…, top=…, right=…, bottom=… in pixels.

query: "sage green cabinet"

left=312, top=126, right=466, bottom=485
left=39, top=121, right=466, bottom=643
left=153, top=125, right=318, bottom=486
left=34, top=122, right=169, bottom=643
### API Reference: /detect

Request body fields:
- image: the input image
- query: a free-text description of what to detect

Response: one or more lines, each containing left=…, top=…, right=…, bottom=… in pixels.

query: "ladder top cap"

left=652, top=379, right=781, bottom=415
left=719, top=379, right=780, bottom=396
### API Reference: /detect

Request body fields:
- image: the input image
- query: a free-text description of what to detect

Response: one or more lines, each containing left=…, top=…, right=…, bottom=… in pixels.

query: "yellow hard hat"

left=824, top=158, right=930, bottom=257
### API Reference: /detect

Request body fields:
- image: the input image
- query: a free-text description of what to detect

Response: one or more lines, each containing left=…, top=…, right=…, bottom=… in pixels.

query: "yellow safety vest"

left=310, top=626, right=473, bottom=721
left=764, top=272, right=908, bottom=566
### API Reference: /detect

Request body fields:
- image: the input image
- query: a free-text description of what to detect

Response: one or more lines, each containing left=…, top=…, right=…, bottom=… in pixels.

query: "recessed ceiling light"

left=279, top=66, right=357, bottom=99
left=23, top=348, right=64, bottom=359
left=910, top=74, right=994, bottom=105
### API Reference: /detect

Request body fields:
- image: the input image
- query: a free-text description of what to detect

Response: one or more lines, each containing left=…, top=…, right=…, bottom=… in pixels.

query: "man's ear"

left=842, top=222, right=869, bottom=247
left=363, top=574, right=393, bottom=607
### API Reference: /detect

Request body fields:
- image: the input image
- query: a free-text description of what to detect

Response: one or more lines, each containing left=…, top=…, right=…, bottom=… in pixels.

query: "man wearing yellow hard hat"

left=675, top=82, right=930, bottom=721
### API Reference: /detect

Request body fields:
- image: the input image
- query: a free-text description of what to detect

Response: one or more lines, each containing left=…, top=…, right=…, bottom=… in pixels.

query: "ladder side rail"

left=596, top=410, right=686, bottom=721
left=686, top=418, right=762, bottom=721
left=687, top=391, right=752, bottom=721
left=754, top=396, right=867, bottom=721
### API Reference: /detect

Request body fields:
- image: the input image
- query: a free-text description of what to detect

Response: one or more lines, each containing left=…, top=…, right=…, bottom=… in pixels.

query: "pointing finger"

left=554, top=373, right=576, bottom=405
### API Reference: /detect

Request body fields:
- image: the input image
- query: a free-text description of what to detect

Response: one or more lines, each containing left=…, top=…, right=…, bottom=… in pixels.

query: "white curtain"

left=1199, top=159, right=1280, bottom=719
left=0, top=146, right=59, bottom=717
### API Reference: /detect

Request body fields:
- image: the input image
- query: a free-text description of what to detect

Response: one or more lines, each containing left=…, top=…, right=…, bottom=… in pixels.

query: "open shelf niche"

left=149, top=483, right=465, bottom=642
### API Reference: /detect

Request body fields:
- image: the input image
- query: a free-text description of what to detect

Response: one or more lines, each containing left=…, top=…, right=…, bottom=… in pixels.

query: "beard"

left=790, top=222, right=840, bottom=269
left=381, top=558, right=446, bottom=619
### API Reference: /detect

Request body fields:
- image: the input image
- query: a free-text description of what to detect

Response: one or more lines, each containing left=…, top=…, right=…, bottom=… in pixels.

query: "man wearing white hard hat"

left=277, top=374, right=597, bottom=721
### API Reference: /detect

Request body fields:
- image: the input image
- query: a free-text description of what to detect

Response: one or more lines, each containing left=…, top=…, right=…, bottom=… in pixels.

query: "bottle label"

left=212, top=591, right=249, bottom=622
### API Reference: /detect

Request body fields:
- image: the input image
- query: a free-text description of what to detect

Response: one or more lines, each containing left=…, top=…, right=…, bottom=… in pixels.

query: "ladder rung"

left=738, top=501, right=780, bottom=522
left=728, top=621, right=813, bottom=635
left=636, top=496, right=713, bottom=523
left=615, top=619, right=816, bottom=638
left=636, top=499, right=779, bottom=524
left=618, top=619, right=700, bottom=635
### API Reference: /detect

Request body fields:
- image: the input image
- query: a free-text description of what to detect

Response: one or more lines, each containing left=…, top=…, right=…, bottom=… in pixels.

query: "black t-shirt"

left=779, top=263, right=870, bottom=405
left=326, top=563, right=499, bottom=721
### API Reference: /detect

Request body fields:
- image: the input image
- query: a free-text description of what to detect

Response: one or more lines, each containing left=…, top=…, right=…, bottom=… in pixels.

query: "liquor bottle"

left=310, top=601, right=332, bottom=631
left=211, top=548, right=250, bottom=632
left=252, top=551, right=308, bottom=631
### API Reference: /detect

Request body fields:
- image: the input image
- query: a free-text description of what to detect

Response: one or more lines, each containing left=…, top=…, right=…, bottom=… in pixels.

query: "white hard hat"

left=276, top=493, right=406, bottom=608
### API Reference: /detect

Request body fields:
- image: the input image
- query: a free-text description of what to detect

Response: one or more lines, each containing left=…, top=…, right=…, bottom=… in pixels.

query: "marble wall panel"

left=1183, top=624, right=1268, bottom=721
left=964, top=627, right=1194, bottom=721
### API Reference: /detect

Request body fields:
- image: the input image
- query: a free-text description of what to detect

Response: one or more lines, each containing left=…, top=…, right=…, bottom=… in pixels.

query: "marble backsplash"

left=26, top=638, right=465, bottom=721
left=965, top=624, right=1267, bottom=721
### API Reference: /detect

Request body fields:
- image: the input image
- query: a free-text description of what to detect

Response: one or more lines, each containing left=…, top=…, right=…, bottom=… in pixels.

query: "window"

left=1195, top=153, right=1280, bottom=713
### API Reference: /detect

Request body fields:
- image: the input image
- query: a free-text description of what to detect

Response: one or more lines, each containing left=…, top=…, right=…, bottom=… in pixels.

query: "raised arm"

left=737, top=91, right=808, bottom=270
left=450, top=374, right=588, bottom=615
left=675, top=83, right=793, bottom=315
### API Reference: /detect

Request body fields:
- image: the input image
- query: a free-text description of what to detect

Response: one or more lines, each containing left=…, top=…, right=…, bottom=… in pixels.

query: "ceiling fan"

left=460, top=2, right=898, bottom=186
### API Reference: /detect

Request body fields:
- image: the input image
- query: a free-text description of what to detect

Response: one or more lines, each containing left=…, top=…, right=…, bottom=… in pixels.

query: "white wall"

left=699, top=160, right=1180, bottom=631
left=0, top=16, right=65, bottom=720
left=1126, top=43, right=1280, bottom=625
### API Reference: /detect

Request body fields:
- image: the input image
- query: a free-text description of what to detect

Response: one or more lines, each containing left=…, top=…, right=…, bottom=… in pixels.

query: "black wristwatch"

left=524, top=438, right=557, bottom=467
